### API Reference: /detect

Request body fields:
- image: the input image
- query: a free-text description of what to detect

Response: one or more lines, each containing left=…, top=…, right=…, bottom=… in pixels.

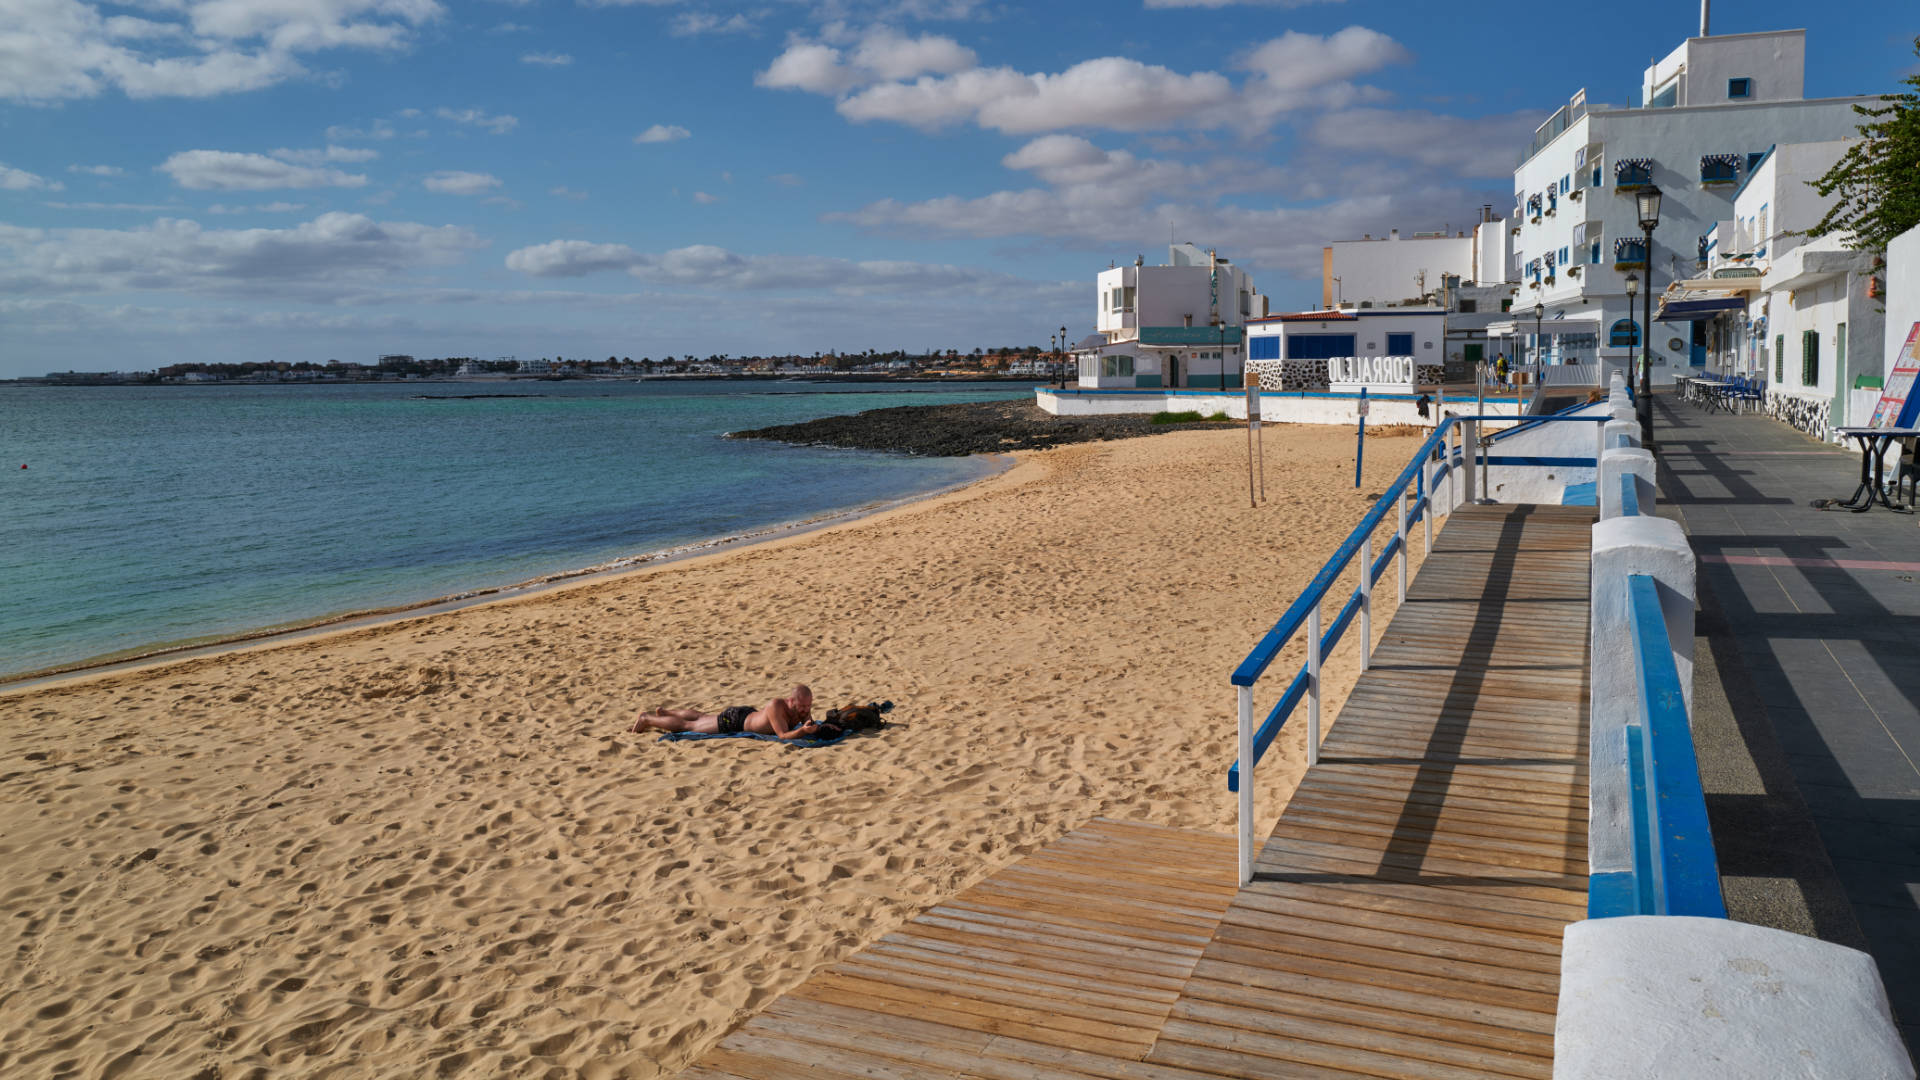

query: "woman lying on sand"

left=631, top=684, right=825, bottom=739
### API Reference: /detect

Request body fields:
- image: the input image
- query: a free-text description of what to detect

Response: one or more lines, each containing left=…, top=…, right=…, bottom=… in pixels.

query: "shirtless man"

left=630, top=684, right=821, bottom=738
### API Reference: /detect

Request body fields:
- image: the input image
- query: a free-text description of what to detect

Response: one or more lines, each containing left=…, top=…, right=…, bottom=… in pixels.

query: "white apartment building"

left=1322, top=229, right=1476, bottom=309
left=1510, top=27, right=1876, bottom=386
left=1080, top=243, right=1267, bottom=389
left=1678, top=140, right=1882, bottom=438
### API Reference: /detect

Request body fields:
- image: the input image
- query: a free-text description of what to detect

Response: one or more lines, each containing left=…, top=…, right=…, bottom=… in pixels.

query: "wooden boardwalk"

left=678, top=503, right=1595, bottom=1080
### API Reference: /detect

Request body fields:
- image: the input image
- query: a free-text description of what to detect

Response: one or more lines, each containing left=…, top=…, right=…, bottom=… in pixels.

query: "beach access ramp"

left=675, top=502, right=1596, bottom=1079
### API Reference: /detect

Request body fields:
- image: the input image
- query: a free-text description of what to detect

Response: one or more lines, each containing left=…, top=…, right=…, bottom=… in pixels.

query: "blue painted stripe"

left=1586, top=871, right=1639, bottom=920
left=1627, top=574, right=1728, bottom=919
left=1619, top=472, right=1641, bottom=516
left=1483, top=455, right=1594, bottom=468
left=1561, top=481, right=1597, bottom=506
left=1372, top=534, right=1401, bottom=585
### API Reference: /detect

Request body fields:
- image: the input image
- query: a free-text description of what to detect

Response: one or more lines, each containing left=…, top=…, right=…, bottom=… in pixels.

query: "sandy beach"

left=0, top=424, right=1433, bottom=1079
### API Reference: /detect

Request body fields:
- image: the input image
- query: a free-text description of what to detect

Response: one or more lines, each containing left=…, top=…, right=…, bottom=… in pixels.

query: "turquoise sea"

left=0, top=380, right=1031, bottom=679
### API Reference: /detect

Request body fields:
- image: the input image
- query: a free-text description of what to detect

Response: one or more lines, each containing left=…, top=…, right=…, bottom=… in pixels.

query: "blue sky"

left=0, top=0, right=1911, bottom=376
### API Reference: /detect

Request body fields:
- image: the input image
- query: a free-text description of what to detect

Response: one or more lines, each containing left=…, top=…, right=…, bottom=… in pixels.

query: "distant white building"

left=1323, top=229, right=1475, bottom=309
left=1509, top=26, right=1877, bottom=386
left=1078, top=243, right=1267, bottom=389
left=1246, top=308, right=1446, bottom=391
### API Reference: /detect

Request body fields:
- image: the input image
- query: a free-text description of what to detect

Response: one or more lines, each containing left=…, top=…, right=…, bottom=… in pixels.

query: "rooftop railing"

left=1228, top=408, right=1609, bottom=884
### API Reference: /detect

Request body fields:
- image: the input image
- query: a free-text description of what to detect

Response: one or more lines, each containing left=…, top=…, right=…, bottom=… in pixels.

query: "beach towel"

left=656, top=729, right=850, bottom=749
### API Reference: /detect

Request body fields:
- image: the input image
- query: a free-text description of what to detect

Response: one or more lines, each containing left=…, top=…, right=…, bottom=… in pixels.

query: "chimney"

left=1363, top=233, right=1371, bottom=240
left=1390, top=229, right=1400, bottom=241
left=1700, top=0, right=1710, bottom=36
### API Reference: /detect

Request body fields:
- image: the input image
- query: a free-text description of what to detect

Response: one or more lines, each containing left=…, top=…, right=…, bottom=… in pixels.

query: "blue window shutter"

left=1249, top=336, right=1280, bottom=361
left=1386, top=332, right=1413, bottom=355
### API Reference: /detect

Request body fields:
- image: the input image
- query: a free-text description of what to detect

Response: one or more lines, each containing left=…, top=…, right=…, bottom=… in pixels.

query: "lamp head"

left=1533, top=302, right=1544, bottom=320
left=1635, top=184, right=1663, bottom=231
left=1625, top=272, right=1640, bottom=297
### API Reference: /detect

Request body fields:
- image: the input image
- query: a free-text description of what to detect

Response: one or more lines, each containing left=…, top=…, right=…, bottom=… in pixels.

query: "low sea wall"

left=1035, top=387, right=1524, bottom=427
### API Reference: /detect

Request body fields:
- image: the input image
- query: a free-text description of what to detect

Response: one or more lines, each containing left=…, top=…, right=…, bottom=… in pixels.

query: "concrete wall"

left=1035, top=387, right=1522, bottom=427
left=1643, top=30, right=1806, bottom=108
left=1474, top=220, right=1511, bottom=286
left=1887, top=224, right=1920, bottom=391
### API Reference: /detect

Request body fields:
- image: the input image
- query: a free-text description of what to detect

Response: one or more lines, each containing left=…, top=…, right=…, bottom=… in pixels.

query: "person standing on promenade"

left=631, top=684, right=820, bottom=738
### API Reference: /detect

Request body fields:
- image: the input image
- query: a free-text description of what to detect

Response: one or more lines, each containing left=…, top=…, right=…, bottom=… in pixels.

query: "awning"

left=1657, top=293, right=1747, bottom=322
left=1487, top=318, right=1601, bottom=337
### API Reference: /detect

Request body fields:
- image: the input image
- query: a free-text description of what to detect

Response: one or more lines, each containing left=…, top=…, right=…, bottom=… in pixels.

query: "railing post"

left=1463, top=419, right=1479, bottom=503
left=1359, top=535, right=1372, bottom=671
left=1307, top=599, right=1321, bottom=766
left=1236, top=685, right=1254, bottom=885
left=1396, top=487, right=1409, bottom=605
left=1593, top=416, right=1606, bottom=473
left=1423, top=451, right=1436, bottom=549
left=1447, top=420, right=1458, bottom=510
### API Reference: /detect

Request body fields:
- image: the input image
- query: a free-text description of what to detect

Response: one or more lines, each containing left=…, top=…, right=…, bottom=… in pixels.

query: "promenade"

left=1656, top=393, right=1920, bottom=1058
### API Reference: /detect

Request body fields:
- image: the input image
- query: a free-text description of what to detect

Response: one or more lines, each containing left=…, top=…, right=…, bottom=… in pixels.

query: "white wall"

left=1642, top=31, right=1807, bottom=107
left=1474, top=220, right=1511, bottom=286
left=1250, top=311, right=1446, bottom=360
left=1035, top=388, right=1523, bottom=426
left=1887, top=225, right=1920, bottom=390
left=1327, top=235, right=1473, bottom=306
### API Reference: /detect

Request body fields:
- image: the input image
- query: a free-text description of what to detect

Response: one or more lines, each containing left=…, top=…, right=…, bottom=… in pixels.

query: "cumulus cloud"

left=43, top=200, right=174, bottom=211
left=1, top=163, right=64, bottom=191
left=0, top=0, right=445, bottom=104
left=549, top=185, right=588, bottom=200
left=422, top=171, right=501, bottom=195
left=325, top=118, right=397, bottom=141
left=504, top=239, right=1054, bottom=297
left=1308, top=108, right=1545, bottom=178
left=0, top=212, right=485, bottom=299
left=436, top=107, right=517, bottom=134
left=68, top=164, right=124, bottom=176
left=159, top=150, right=368, bottom=190
left=635, top=124, right=691, bottom=144
left=520, top=51, right=572, bottom=66
left=691, top=191, right=719, bottom=204
left=764, top=27, right=1405, bottom=135
left=671, top=12, right=754, bottom=36
left=269, top=145, right=379, bottom=166
left=206, top=201, right=308, bottom=213
left=756, top=28, right=977, bottom=95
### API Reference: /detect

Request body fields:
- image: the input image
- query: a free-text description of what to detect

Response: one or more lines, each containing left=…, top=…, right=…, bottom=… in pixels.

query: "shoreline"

left=1, top=452, right=1013, bottom=693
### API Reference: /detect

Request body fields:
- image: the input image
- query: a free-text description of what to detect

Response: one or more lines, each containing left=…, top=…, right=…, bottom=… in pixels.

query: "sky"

left=0, top=0, right=1912, bottom=376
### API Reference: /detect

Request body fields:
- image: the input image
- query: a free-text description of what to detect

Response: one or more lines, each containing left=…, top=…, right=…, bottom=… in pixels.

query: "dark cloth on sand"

left=716, top=705, right=753, bottom=734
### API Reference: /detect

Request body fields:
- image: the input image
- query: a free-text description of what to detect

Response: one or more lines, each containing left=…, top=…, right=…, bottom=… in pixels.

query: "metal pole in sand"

left=1355, top=387, right=1368, bottom=489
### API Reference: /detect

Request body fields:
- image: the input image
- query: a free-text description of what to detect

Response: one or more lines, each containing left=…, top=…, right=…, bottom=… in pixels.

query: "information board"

left=1244, top=379, right=1261, bottom=428
left=1869, top=322, right=1920, bottom=429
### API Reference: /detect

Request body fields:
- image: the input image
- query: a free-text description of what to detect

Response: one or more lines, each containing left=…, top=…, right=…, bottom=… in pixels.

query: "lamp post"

left=1059, top=325, right=1069, bottom=388
left=1635, top=184, right=1662, bottom=449
left=1625, top=271, right=1640, bottom=394
left=1533, top=301, right=1545, bottom=378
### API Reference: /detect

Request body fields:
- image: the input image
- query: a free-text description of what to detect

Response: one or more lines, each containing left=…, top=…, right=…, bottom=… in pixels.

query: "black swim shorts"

left=716, top=705, right=753, bottom=734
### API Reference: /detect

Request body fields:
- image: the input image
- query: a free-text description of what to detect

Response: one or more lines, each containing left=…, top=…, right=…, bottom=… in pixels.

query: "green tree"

left=1806, top=36, right=1920, bottom=252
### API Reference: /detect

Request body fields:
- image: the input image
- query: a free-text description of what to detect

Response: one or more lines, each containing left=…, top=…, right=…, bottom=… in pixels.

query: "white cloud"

left=840, top=58, right=1233, bottom=133
left=549, top=185, right=588, bottom=200
left=504, top=239, right=1059, bottom=297
left=691, top=191, right=719, bottom=204
left=1, top=163, right=64, bottom=191
left=520, top=51, right=573, bottom=66
left=769, top=172, right=804, bottom=186
left=1307, top=108, right=1544, bottom=178
left=635, top=123, right=691, bottom=144
left=436, top=107, right=518, bottom=134
left=67, top=164, right=125, bottom=176
left=489, top=21, right=530, bottom=33
left=0, top=212, right=485, bottom=299
left=757, top=28, right=977, bottom=96
left=326, top=118, right=397, bottom=141
left=671, top=12, right=754, bottom=36
left=0, top=0, right=445, bottom=104
left=1146, top=0, right=1343, bottom=6
left=160, top=150, right=368, bottom=190
left=423, top=170, right=501, bottom=195
left=270, top=145, right=379, bottom=165
left=206, top=201, right=308, bottom=213
left=44, top=200, right=175, bottom=211
left=1236, top=27, right=1409, bottom=126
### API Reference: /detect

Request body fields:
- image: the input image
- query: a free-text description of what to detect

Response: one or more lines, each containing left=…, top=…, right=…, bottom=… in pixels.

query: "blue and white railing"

left=1228, top=406, right=1610, bottom=884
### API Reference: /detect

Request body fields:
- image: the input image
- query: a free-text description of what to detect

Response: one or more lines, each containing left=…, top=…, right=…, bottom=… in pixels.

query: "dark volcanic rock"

left=729, top=399, right=1237, bottom=457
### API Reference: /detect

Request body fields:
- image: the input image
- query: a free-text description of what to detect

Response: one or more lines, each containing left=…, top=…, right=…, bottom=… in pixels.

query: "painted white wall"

left=1035, top=389, right=1523, bottom=426
left=1249, top=310, right=1446, bottom=362
left=1885, top=224, right=1920, bottom=390
left=1556, top=917, right=1913, bottom=1080
left=1514, top=50, right=1873, bottom=385
left=1326, top=235, right=1473, bottom=306
left=1473, top=221, right=1511, bottom=286
left=1643, top=30, right=1806, bottom=108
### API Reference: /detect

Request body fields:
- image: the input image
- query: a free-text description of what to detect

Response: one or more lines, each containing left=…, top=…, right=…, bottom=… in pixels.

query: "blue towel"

left=657, top=729, right=849, bottom=748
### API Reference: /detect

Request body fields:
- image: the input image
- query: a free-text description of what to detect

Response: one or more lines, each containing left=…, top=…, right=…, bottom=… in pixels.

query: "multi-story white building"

left=1078, top=243, right=1267, bottom=389
left=1675, top=139, right=1882, bottom=439
left=1322, top=229, right=1475, bottom=309
left=1509, top=27, right=1876, bottom=385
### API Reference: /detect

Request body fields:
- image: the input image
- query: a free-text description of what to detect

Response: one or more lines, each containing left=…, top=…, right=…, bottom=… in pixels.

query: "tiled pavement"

left=1654, top=393, right=1920, bottom=1058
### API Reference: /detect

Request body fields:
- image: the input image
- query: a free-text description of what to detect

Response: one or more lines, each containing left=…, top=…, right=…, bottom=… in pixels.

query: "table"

left=1828, top=427, right=1920, bottom=513
left=1686, top=377, right=1735, bottom=413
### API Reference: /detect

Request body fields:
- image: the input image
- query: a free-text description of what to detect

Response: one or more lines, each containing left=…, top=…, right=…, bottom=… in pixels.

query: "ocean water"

left=0, top=380, right=1030, bottom=678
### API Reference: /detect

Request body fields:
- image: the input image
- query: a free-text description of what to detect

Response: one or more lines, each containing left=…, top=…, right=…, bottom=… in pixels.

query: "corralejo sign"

left=1328, top=355, right=1418, bottom=389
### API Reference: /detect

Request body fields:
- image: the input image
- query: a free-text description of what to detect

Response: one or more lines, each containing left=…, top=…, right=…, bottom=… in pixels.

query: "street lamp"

left=1635, top=184, right=1662, bottom=449
left=1059, top=325, right=1069, bottom=388
left=1533, top=301, right=1545, bottom=375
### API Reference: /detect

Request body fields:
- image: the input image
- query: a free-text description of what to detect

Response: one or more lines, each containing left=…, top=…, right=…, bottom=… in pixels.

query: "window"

left=1801, top=330, right=1819, bottom=386
left=1500, top=298, right=1513, bottom=313
left=1615, top=158, right=1653, bottom=187
left=1387, top=332, right=1413, bottom=355
left=1285, top=333, right=1356, bottom=360
left=1613, top=237, right=1648, bottom=266
left=1746, top=151, right=1767, bottom=172
left=1123, top=285, right=1135, bottom=311
left=1101, top=354, right=1135, bottom=378
left=1775, top=335, right=1785, bottom=381
left=1728, top=77, right=1753, bottom=99
left=1559, top=246, right=1570, bottom=265
left=1609, top=319, right=1641, bottom=348
left=1560, top=176, right=1571, bottom=194
left=1249, top=335, right=1280, bottom=361
left=1591, top=164, right=1603, bottom=187
left=1458, top=299, right=1477, bottom=313
left=1650, top=82, right=1678, bottom=109
left=1590, top=241, right=1603, bottom=264
left=1700, top=154, right=1740, bottom=183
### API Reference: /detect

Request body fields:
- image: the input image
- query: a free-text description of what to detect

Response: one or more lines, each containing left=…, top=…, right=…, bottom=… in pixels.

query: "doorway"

left=1167, top=355, right=1180, bottom=388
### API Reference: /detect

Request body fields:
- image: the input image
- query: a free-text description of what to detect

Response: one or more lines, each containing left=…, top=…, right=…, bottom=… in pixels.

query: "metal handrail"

left=1229, top=409, right=1609, bottom=883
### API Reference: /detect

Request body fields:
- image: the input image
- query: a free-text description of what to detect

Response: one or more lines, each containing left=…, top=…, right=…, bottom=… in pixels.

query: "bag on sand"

left=822, top=700, right=893, bottom=734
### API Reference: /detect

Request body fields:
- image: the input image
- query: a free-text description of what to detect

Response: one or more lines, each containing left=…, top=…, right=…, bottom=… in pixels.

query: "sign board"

left=1244, top=379, right=1261, bottom=426
left=1356, top=396, right=1370, bottom=418
left=1869, top=322, right=1920, bottom=429
left=1712, top=266, right=1762, bottom=279
left=1329, top=355, right=1420, bottom=393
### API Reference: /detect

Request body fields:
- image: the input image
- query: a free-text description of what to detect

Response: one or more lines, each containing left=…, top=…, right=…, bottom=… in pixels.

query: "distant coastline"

left=2, top=372, right=1053, bottom=388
